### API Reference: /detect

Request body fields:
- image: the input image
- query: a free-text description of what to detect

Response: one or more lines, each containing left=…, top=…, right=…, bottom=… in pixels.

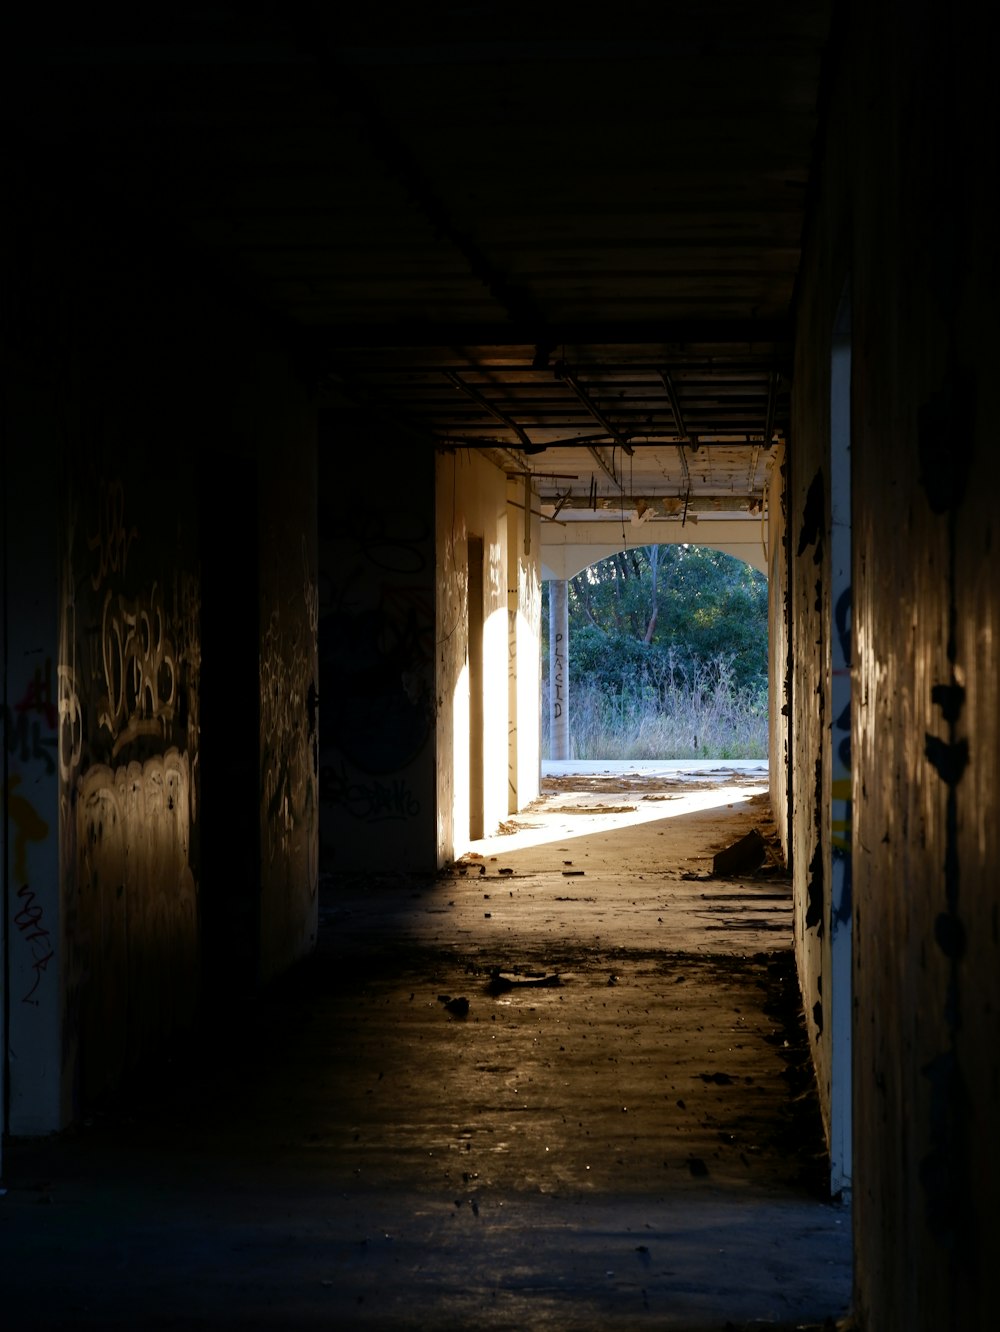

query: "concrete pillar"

left=505, top=476, right=543, bottom=816
left=549, top=579, right=569, bottom=760
left=508, top=515, right=519, bottom=814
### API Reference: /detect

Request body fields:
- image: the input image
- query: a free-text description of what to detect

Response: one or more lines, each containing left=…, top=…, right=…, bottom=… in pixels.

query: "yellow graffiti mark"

left=832, top=805, right=852, bottom=854
left=832, top=778, right=852, bottom=801
left=2, top=774, right=50, bottom=881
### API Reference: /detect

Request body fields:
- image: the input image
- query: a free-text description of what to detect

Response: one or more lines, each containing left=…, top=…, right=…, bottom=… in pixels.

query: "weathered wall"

left=789, top=358, right=834, bottom=1154
left=506, top=478, right=542, bottom=814
left=66, top=474, right=201, bottom=1108
left=256, top=367, right=319, bottom=983
left=317, top=426, right=436, bottom=874
left=3, top=158, right=320, bottom=1118
left=435, top=449, right=510, bottom=864
left=2, top=199, right=207, bottom=1116
left=2, top=385, right=64, bottom=1134
left=767, top=445, right=791, bottom=861
left=789, top=65, right=854, bottom=1170
left=6, top=260, right=206, bottom=1111
left=851, top=8, right=998, bottom=1324
left=796, top=2, right=999, bottom=1324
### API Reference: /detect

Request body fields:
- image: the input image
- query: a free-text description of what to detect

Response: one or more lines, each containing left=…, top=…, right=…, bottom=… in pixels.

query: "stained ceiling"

left=7, top=2, right=834, bottom=525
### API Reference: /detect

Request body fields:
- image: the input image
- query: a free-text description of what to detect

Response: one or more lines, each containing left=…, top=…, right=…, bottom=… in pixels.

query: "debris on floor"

left=1, top=765, right=848, bottom=1331
left=712, top=827, right=766, bottom=876
left=486, top=969, right=561, bottom=994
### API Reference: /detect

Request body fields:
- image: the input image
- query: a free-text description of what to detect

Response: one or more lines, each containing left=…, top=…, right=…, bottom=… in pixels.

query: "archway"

left=541, top=543, right=768, bottom=765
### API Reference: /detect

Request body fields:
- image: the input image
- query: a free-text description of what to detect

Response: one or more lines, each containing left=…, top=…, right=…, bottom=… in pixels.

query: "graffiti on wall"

left=3, top=773, right=49, bottom=883
left=91, top=575, right=201, bottom=770
left=87, top=478, right=139, bottom=591
left=76, top=751, right=198, bottom=1041
left=56, top=477, right=201, bottom=1091
left=4, top=653, right=58, bottom=1006
left=3, top=773, right=54, bottom=1005
left=1, top=657, right=59, bottom=777
left=797, top=467, right=826, bottom=937
left=13, top=883, right=56, bottom=1006
left=317, top=506, right=434, bottom=780
left=260, top=542, right=319, bottom=876
left=552, top=629, right=566, bottom=720
left=831, top=585, right=852, bottom=930
left=320, top=582, right=434, bottom=775
left=98, top=584, right=178, bottom=756
left=323, top=759, right=420, bottom=823
left=61, top=486, right=200, bottom=779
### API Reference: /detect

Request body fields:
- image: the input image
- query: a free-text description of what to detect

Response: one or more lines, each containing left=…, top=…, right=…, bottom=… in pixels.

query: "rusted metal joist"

left=444, top=370, right=535, bottom=449
left=553, top=365, right=635, bottom=457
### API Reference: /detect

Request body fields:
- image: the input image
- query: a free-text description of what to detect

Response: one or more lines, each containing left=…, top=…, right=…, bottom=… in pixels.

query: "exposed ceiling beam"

left=587, top=446, right=621, bottom=489
left=747, top=443, right=761, bottom=493
left=764, top=369, right=779, bottom=446
left=444, top=370, right=535, bottom=449
left=556, top=366, right=635, bottom=454
left=293, top=22, right=551, bottom=345
left=317, top=319, right=791, bottom=352
left=677, top=442, right=692, bottom=491
left=659, top=368, right=698, bottom=453
left=538, top=493, right=760, bottom=514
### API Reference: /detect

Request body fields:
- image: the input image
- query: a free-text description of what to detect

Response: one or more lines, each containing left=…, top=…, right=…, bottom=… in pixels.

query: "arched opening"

left=541, top=545, right=768, bottom=762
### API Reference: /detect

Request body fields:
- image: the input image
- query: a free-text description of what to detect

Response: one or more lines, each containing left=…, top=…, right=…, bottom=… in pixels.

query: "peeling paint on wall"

left=797, top=469, right=825, bottom=565
left=60, top=473, right=202, bottom=1104
left=916, top=376, right=975, bottom=1261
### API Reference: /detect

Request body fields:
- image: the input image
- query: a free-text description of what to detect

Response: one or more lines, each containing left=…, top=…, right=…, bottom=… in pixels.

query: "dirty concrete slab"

left=0, top=768, right=851, bottom=1330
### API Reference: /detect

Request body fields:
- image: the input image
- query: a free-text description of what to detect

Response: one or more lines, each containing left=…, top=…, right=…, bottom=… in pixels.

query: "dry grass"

left=543, top=655, right=768, bottom=760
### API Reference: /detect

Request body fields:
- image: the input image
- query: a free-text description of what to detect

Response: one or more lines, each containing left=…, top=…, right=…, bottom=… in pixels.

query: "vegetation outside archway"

left=542, top=545, right=768, bottom=760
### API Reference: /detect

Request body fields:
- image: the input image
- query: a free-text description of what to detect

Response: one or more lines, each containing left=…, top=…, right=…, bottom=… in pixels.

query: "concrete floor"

left=0, top=764, right=852, bottom=1330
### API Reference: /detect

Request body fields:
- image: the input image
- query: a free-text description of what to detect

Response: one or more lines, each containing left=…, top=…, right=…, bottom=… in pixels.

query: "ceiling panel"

left=8, top=1, right=833, bottom=511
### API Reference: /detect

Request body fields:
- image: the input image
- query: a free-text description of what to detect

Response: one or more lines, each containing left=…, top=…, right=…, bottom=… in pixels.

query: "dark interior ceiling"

left=7, top=2, right=834, bottom=519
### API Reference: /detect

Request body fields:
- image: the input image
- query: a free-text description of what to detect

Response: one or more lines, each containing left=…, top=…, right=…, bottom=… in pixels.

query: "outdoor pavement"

left=0, top=762, right=852, bottom=1330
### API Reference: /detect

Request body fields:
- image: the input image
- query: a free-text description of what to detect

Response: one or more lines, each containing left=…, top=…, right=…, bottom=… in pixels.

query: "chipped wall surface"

left=851, top=20, right=999, bottom=1325
left=256, top=366, right=319, bottom=983
left=788, top=24, right=854, bottom=1176
left=2, top=405, right=64, bottom=1133
left=789, top=425, right=833, bottom=1153
left=767, top=445, right=790, bottom=862
left=317, top=428, right=437, bottom=874
left=796, top=3, right=999, bottom=1324
left=3, top=183, right=322, bottom=1118
left=2, top=228, right=207, bottom=1115
left=60, top=396, right=202, bottom=1111
left=435, top=450, right=512, bottom=865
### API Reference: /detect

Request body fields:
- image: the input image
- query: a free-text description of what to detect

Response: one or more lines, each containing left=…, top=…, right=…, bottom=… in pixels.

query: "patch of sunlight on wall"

left=516, top=605, right=541, bottom=796
left=483, top=604, right=509, bottom=829
left=452, top=661, right=470, bottom=851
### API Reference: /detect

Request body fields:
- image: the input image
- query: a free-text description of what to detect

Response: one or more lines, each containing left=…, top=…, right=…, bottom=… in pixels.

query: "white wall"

left=436, top=451, right=539, bottom=864
left=506, top=478, right=542, bottom=813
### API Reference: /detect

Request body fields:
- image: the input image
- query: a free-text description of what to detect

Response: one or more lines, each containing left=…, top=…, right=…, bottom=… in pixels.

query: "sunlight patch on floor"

left=468, top=781, right=763, bottom=855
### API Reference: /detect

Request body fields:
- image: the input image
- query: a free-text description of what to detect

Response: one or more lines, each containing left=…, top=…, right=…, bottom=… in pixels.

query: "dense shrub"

left=542, top=544, right=768, bottom=759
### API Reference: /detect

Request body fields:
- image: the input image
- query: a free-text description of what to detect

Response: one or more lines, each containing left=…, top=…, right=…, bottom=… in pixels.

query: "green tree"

left=542, top=544, right=768, bottom=759
left=549, top=544, right=767, bottom=692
